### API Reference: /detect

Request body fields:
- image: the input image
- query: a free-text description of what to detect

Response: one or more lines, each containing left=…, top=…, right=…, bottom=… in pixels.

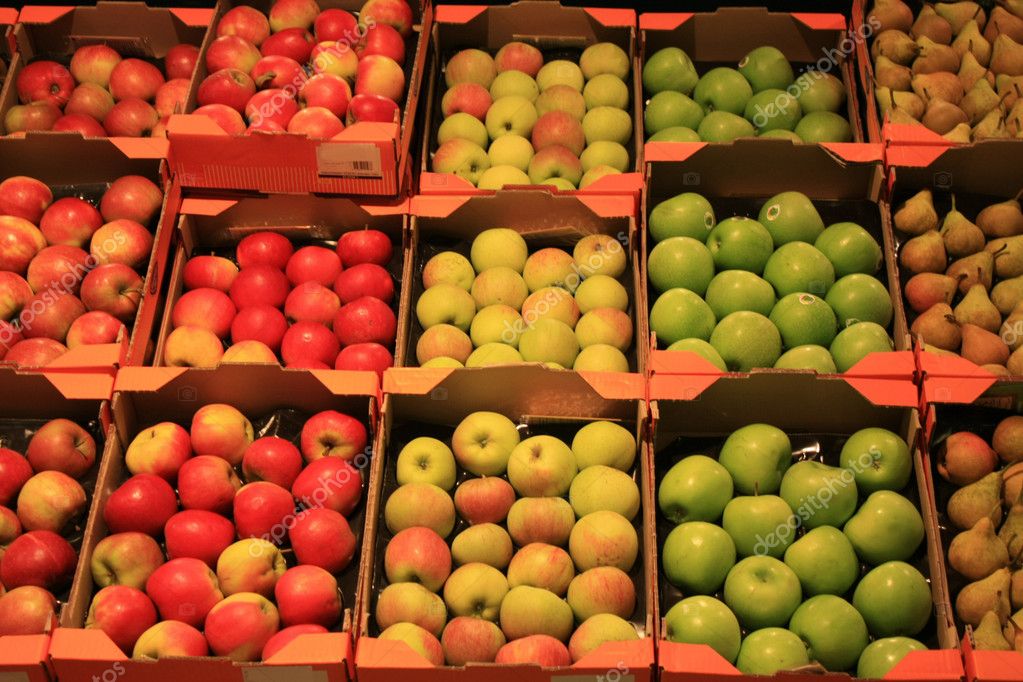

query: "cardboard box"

left=643, top=139, right=914, bottom=386
left=0, top=134, right=178, bottom=371
left=417, top=1, right=644, bottom=199
left=651, top=372, right=963, bottom=682
left=355, top=365, right=655, bottom=682
left=50, top=364, right=379, bottom=682
left=3, top=3, right=212, bottom=156
left=639, top=9, right=865, bottom=151
left=0, top=8, right=15, bottom=91
left=150, top=193, right=409, bottom=373
left=169, top=0, right=432, bottom=196
left=0, top=366, right=112, bottom=682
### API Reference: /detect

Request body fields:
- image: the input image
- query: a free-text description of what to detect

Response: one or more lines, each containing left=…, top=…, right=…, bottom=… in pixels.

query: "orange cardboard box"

left=417, top=1, right=644, bottom=200
left=49, top=364, right=379, bottom=682
left=4, top=3, right=212, bottom=157
left=169, top=0, right=432, bottom=196
left=356, top=365, right=655, bottom=682
left=651, top=372, right=963, bottom=682
left=0, top=134, right=179, bottom=371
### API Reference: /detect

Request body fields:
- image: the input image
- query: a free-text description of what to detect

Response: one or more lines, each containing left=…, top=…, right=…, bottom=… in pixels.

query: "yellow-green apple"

left=575, top=308, right=633, bottom=351
left=125, top=423, right=192, bottom=482
left=507, top=496, right=575, bottom=546
left=290, top=507, right=356, bottom=572
left=0, top=586, right=55, bottom=636
left=451, top=523, right=514, bottom=569
left=470, top=304, right=523, bottom=347
left=262, top=624, right=329, bottom=659
left=507, top=435, right=578, bottom=498
left=16, top=471, right=86, bottom=532
left=490, top=70, right=539, bottom=101
left=471, top=267, right=528, bottom=310
left=164, top=510, right=236, bottom=567
left=0, top=216, right=47, bottom=274
left=532, top=111, right=586, bottom=155
left=579, top=165, right=622, bottom=189
left=145, top=557, right=224, bottom=627
left=90, top=219, right=153, bottom=269
left=103, top=98, right=161, bottom=137
left=442, top=83, right=492, bottom=120
left=464, top=342, right=522, bottom=367
left=90, top=532, right=165, bottom=590
left=536, top=84, right=587, bottom=120
left=206, top=35, right=262, bottom=73
left=527, top=145, right=583, bottom=187
left=4, top=102, right=61, bottom=133
left=27, top=245, right=90, bottom=295
left=204, top=592, right=280, bottom=661
left=80, top=264, right=143, bottom=322
left=431, top=139, right=491, bottom=184
left=355, top=55, right=405, bottom=101
left=385, top=482, right=455, bottom=536
left=451, top=411, right=520, bottom=476
left=582, top=106, right=632, bottom=145
left=521, top=287, right=580, bottom=328
left=499, top=584, right=573, bottom=641
left=416, top=283, right=477, bottom=332
left=446, top=49, right=497, bottom=88
left=274, top=564, right=341, bottom=628
left=453, top=476, right=515, bottom=525
left=26, top=418, right=96, bottom=478
left=441, top=616, right=506, bottom=665
left=103, top=473, right=178, bottom=536
left=216, top=539, right=286, bottom=597
left=416, top=324, right=473, bottom=365
left=70, top=44, right=122, bottom=88
left=574, top=344, right=629, bottom=371
left=569, top=465, right=639, bottom=519
left=580, top=42, right=630, bottom=80
left=570, top=510, right=638, bottom=571
left=280, top=321, right=340, bottom=368
left=86, top=585, right=158, bottom=653
left=495, top=41, right=543, bottom=77
left=221, top=340, right=278, bottom=364
left=291, top=456, right=361, bottom=516
left=567, top=566, right=635, bottom=621
left=285, top=282, right=341, bottom=327
left=360, top=0, right=414, bottom=38
left=568, top=613, right=638, bottom=663
left=65, top=83, right=115, bottom=122
left=5, top=338, right=67, bottom=367
left=486, top=96, right=538, bottom=140
left=190, top=403, right=254, bottom=466
left=574, top=234, right=626, bottom=278
left=487, top=135, right=534, bottom=171
left=378, top=623, right=444, bottom=665
left=583, top=74, right=629, bottom=110
left=396, top=436, right=456, bottom=490
left=496, top=634, right=571, bottom=666
left=423, top=251, right=474, bottom=290
left=98, top=175, right=162, bottom=225
left=109, top=59, right=165, bottom=102
left=0, top=448, right=32, bottom=506
left=217, top=5, right=270, bottom=45
left=580, top=141, right=629, bottom=174
left=19, top=291, right=86, bottom=343
left=375, top=582, right=447, bottom=635
left=470, top=227, right=528, bottom=273
left=444, top=562, right=509, bottom=620
left=537, top=60, right=584, bottom=92
left=232, top=305, right=288, bottom=353
left=385, top=525, right=452, bottom=592
left=132, top=620, right=208, bottom=659
left=438, top=112, right=489, bottom=148
left=1, top=530, right=76, bottom=590
left=268, top=0, right=318, bottom=31
left=518, top=318, right=581, bottom=368
left=233, top=481, right=295, bottom=541
left=242, top=437, right=302, bottom=490
left=507, top=543, right=575, bottom=596
left=172, top=288, right=237, bottom=339
left=476, top=165, right=531, bottom=190
left=0, top=272, right=33, bottom=321
left=310, top=42, right=358, bottom=81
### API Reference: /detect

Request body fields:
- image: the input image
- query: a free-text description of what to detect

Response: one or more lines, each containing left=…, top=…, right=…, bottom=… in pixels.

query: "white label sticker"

left=0, top=673, right=31, bottom=682
left=242, top=666, right=329, bottom=682
left=316, top=143, right=383, bottom=178
left=559, top=675, right=635, bottom=682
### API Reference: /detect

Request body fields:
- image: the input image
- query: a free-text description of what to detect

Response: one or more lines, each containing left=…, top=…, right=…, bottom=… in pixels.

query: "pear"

left=913, top=36, right=963, bottom=74
left=948, top=470, right=1004, bottom=529
left=900, top=230, right=947, bottom=273
left=1005, top=611, right=1023, bottom=651
left=957, top=568, right=1012, bottom=626
left=1001, top=306, right=1023, bottom=352
left=978, top=195, right=1023, bottom=238
left=941, top=195, right=987, bottom=255
left=877, top=87, right=926, bottom=119
left=962, top=79, right=1002, bottom=124
left=950, top=517, right=1010, bottom=580
left=889, top=107, right=925, bottom=126
left=1008, top=98, right=1023, bottom=134
left=982, top=364, right=1011, bottom=376
left=905, top=272, right=958, bottom=312
left=974, top=610, right=1014, bottom=650
left=1007, top=0, right=1023, bottom=21
left=960, top=52, right=996, bottom=91
left=987, top=7, right=1023, bottom=44
left=912, top=5, right=955, bottom=44
left=944, top=122, right=974, bottom=141
left=947, top=251, right=995, bottom=293
left=953, top=20, right=993, bottom=67
left=955, top=284, right=1003, bottom=332
left=911, top=302, right=962, bottom=350
left=974, top=108, right=1013, bottom=139
left=1009, top=345, right=1023, bottom=374
left=1006, top=462, right=1023, bottom=507
left=895, top=189, right=940, bottom=234
left=998, top=496, right=1023, bottom=557
left=992, top=276, right=1023, bottom=314
left=872, top=29, right=922, bottom=65
left=876, top=55, right=915, bottom=90
left=996, top=75, right=1023, bottom=108
left=923, top=97, right=970, bottom=133
left=869, top=0, right=915, bottom=33
left=913, top=72, right=966, bottom=104
left=992, top=35, right=1023, bottom=76
left=987, top=235, right=1023, bottom=277
left=1012, top=569, right=1023, bottom=610
left=935, top=2, right=986, bottom=34
left=961, top=323, right=1012, bottom=365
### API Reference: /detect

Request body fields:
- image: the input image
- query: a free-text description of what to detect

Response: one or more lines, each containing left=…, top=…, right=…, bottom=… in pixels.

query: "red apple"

left=260, top=28, right=315, bottom=64
left=19, top=292, right=86, bottom=343
left=155, top=78, right=190, bottom=118
left=229, top=265, right=290, bottom=310
left=4, top=338, right=66, bottom=367
left=274, top=565, right=341, bottom=628
left=40, top=197, right=103, bottom=248
left=345, top=92, right=399, bottom=125
left=103, top=98, right=160, bottom=137
left=70, top=45, right=122, bottom=88
left=222, top=339, right=280, bottom=365
left=0, top=530, right=76, bottom=591
left=53, top=114, right=106, bottom=137
left=315, top=9, right=358, bottom=43
left=183, top=255, right=239, bottom=293
left=0, top=449, right=32, bottom=507
left=145, top=557, right=224, bottom=628
left=16, top=470, right=85, bottom=532
left=269, top=0, right=319, bottom=32
left=132, top=620, right=208, bottom=658
left=250, top=55, right=307, bottom=91
left=86, top=585, right=158, bottom=654
left=334, top=342, right=392, bottom=374
left=245, top=88, right=300, bottom=127
left=299, top=410, right=367, bottom=462
left=337, top=229, right=392, bottom=267
left=333, top=262, right=393, bottom=303
left=453, top=476, right=515, bottom=525
left=285, top=282, right=341, bottom=327
left=286, top=245, right=342, bottom=287
left=356, top=23, right=405, bottom=63
left=4, top=102, right=61, bottom=133
left=66, top=311, right=126, bottom=348
left=233, top=481, right=296, bottom=542
left=287, top=107, right=344, bottom=138
left=206, top=35, right=262, bottom=74
left=360, top=0, right=415, bottom=38
left=177, top=455, right=242, bottom=515
left=0, top=176, right=52, bottom=224
left=172, top=287, right=237, bottom=339
left=80, top=263, right=144, bottom=322
left=231, top=304, right=288, bottom=352
left=217, top=6, right=271, bottom=46
left=495, top=42, right=544, bottom=77
left=334, top=296, right=396, bottom=347
left=237, top=231, right=294, bottom=270
left=193, top=103, right=248, bottom=135
left=263, top=624, right=329, bottom=660
left=205, top=592, right=281, bottom=662
left=191, top=403, right=254, bottom=466
left=165, top=43, right=200, bottom=80
left=109, top=59, right=166, bottom=102
left=290, top=508, right=356, bottom=573
left=198, top=69, right=257, bottom=114
left=164, top=509, right=237, bottom=567
left=532, top=111, right=585, bottom=156
left=0, top=272, right=33, bottom=320
left=0, top=586, right=56, bottom=636
left=26, top=418, right=96, bottom=478
left=26, top=244, right=90, bottom=295
left=299, top=73, right=351, bottom=118
left=291, top=456, right=362, bottom=516
left=90, top=219, right=153, bottom=269
left=383, top=527, right=451, bottom=590
left=100, top=175, right=163, bottom=225
left=104, top=473, right=178, bottom=536
left=65, top=83, right=115, bottom=123
left=243, top=437, right=303, bottom=489
left=355, top=55, right=405, bottom=102
left=246, top=119, right=287, bottom=134
left=281, top=321, right=340, bottom=367
left=441, top=82, right=492, bottom=120
left=124, top=422, right=192, bottom=482
left=0, top=320, right=24, bottom=359
left=16, top=60, right=74, bottom=106
left=496, top=635, right=571, bottom=666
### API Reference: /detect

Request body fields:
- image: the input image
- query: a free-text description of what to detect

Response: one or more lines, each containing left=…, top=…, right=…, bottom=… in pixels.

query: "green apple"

left=839, top=427, right=911, bottom=494
left=396, top=436, right=458, bottom=490
left=829, top=322, right=893, bottom=372
left=662, top=521, right=736, bottom=594
left=385, top=483, right=455, bottom=537
left=647, top=236, right=715, bottom=295
left=535, top=85, right=587, bottom=120
left=569, top=465, right=640, bottom=519
left=499, top=584, right=574, bottom=641
left=852, top=561, right=932, bottom=637
left=523, top=247, right=577, bottom=293
left=666, top=338, right=727, bottom=370
left=451, top=410, right=520, bottom=475
left=451, top=523, right=514, bottom=569
left=788, top=595, right=869, bottom=671
left=541, top=177, right=577, bottom=191
left=705, top=271, right=776, bottom=318
left=774, top=345, right=837, bottom=373
left=694, top=67, right=753, bottom=115
left=489, top=70, right=539, bottom=102
left=763, top=243, right=835, bottom=297
left=795, top=111, right=852, bottom=143
left=487, top=135, right=533, bottom=171
left=470, top=304, right=523, bottom=348
left=697, top=110, right=756, bottom=141
left=650, top=288, right=716, bottom=344
left=572, top=421, right=636, bottom=471
left=423, top=251, right=475, bottom=290
left=795, top=71, right=846, bottom=113
left=518, top=318, right=581, bottom=366
left=575, top=308, right=632, bottom=351
left=723, top=556, right=802, bottom=629
left=650, top=192, right=716, bottom=243
left=744, top=89, right=802, bottom=132
left=709, top=311, right=783, bottom=371
left=471, top=267, right=528, bottom=309
left=417, top=283, right=477, bottom=331
left=485, top=96, right=538, bottom=140
left=376, top=582, right=447, bottom=635
left=579, top=165, right=621, bottom=189
left=649, top=126, right=701, bottom=142
left=814, top=222, right=881, bottom=276
left=506, top=497, right=575, bottom=547
left=582, top=106, right=632, bottom=145
left=643, top=47, right=699, bottom=95
left=476, top=165, right=528, bottom=190
left=569, top=510, right=638, bottom=572
left=758, top=191, right=825, bottom=246
left=783, top=526, right=859, bottom=596
left=738, top=46, right=794, bottom=92
left=471, top=228, right=528, bottom=273
left=580, top=141, right=629, bottom=173
left=719, top=423, right=792, bottom=495
left=421, top=356, right=464, bottom=368
left=507, top=434, right=577, bottom=497
left=663, top=596, right=741, bottom=663
left=569, top=613, right=638, bottom=661
left=580, top=42, right=630, bottom=80
left=528, top=146, right=583, bottom=187
left=644, top=91, right=704, bottom=134
left=573, top=344, right=629, bottom=372
left=769, top=293, right=838, bottom=348
left=583, top=74, right=629, bottom=110
left=439, top=112, right=489, bottom=148
left=826, top=274, right=893, bottom=327
left=575, top=275, right=628, bottom=313
left=658, top=454, right=733, bottom=523
left=444, top=562, right=509, bottom=620
left=843, top=491, right=924, bottom=565
left=431, top=138, right=491, bottom=184
left=857, top=637, right=927, bottom=679
left=722, top=495, right=797, bottom=558
left=574, top=234, right=626, bottom=279
left=759, top=129, right=803, bottom=142
left=706, top=216, right=773, bottom=273
left=779, top=460, right=858, bottom=529
left=417, top=324, right=473, bottom=365
left=736, top=627, right=810, bottom=675
left=537, top=60, right=584, bottom=92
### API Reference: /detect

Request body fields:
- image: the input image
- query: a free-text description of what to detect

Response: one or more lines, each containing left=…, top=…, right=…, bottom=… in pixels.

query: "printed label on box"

left=242, top=666, right=327, bottom=682
left=560, top=674, right=635, bottom=682
left=316, top=143, right=383, bottom=178
left=0, top=673, right=30, bottom=682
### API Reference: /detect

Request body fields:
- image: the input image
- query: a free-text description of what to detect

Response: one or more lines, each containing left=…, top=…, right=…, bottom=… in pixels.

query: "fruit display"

left=642, top=44, right=852, bottom=143
left=0, top=173, right=164, bottom=366
left=193, top=0, right=415, bottom=136
left=656, top=420, right=937, bottom=677
left=864, top=0, right=1023, bottom=141
left=646, top=189, right=897, bottom=372
left=410, top=226, right=636, bottom=372
left=365, top=410, right=647, bottom=666
left=429, top=41, right=635, bottom=189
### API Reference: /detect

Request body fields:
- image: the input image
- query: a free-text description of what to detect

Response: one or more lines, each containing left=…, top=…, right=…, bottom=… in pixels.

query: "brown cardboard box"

left=355, top=365, right=655, bottom=682
left=0, top=9, right=15, bottom=90
left=50, top=364, right=379, bottom=682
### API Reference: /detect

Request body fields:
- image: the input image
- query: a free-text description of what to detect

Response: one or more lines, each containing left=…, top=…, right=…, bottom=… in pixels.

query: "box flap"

left=822, top=142, right=884, bottom=163
left=169, top=7, right=215, bottom=26
left=16, top=6, right=73, bottom=23
left=113, top=366, right=188, bottom=392
left=886, top=143, right=953, bottom=170
left=356, top=637, right=435, bottom=670
left=0, top=633, right=49, bottom=668
left=582, top=7, right=636, bottom=27
left=920, top=351, right=1000, bottom=406
left=180, top=198, right=240, bottom=217
left=570, top=638, right=653, bottom=670
left=308, top=369, right=380, bottom=399
left=638, top=13, right=693, bottom=31
left=0, top=8, right=17, bottom=24
left=49, top=628, right=127, bottom=662
left=790, top=12, right=848, bottom=30
left=434, top=4, right=488, bottom=24
left=643, top=141, right=708, bottom=162
left=262, top=632, right=352, bottom=667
